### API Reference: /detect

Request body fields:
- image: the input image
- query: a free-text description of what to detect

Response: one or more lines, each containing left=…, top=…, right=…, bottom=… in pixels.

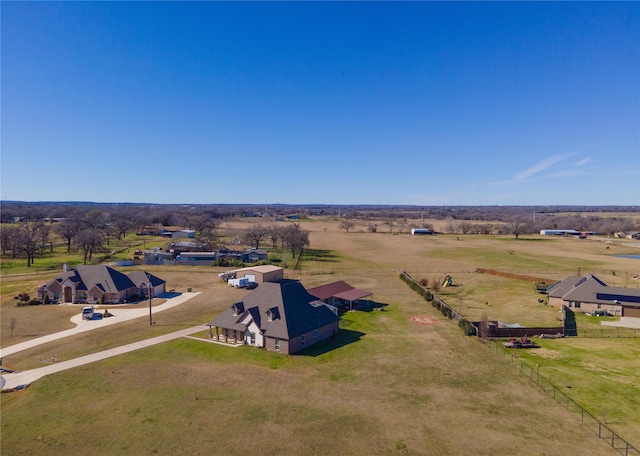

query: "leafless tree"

left=339, top=220, right=356, bottom=233
left=75, top=228, right=104, bottom=264
left=282, top=223, right=310, bottom=264
left=244, top=224, right=270, bottom=249
left=508, top=219, right=529, bottom=240
left=54, top=218, right=81, bottom=252
left=445, top=219, right=457, bottom=234
left=268, top=225, right=284, bottom=252
left=19, top=222, right=45, bottom=267
left=198, top=227, right=220, bottom=251
left=367, top=223, right=377, bottom=234
left=384, top=220, right=395, bottom=233
left=0, top=225, right=20, bottom=256
left=9, top=317, right=17, bottom=337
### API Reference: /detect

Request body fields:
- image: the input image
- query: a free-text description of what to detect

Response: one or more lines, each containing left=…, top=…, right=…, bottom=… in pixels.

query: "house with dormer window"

left=207, top=280, right=340, bottom=354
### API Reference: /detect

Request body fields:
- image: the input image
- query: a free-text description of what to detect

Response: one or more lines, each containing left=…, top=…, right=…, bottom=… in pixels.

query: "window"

left=250, top=333, right=256, bottom=345
left=301, top=335, right=305, bottom=347
left=53, top=292, right=59, bottom=300
left=574, top=302, right=581, bottom=308
left=597, top=303, right=602, bottom=309
left=275, top=338, right=280, bottom=351
left=313, top=329, right=318, bottom=339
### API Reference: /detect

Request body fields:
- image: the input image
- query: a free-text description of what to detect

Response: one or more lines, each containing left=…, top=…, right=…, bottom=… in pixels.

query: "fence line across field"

left=399, top=271, right=639, bottom=455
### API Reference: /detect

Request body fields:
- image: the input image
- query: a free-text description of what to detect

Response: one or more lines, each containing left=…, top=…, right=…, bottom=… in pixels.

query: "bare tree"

left=508, top=219, right=529, bottom=240
left=268, top=225, right=284, bottom=252
left=55, top=218, right=80, bottom=252
left=244, top=224, right=270, bottom=249
left=9, top=317, right=18, bottom=337
left=339, top=220, right=356, bottom=233
left=198, top=227, right=220, bottom=251
left=75, top=228, right=104, bottom=264
left=18, top=222, right=45, bottom=267
left=0, top=225, right=20, bottom=256
left=282, top=223, right=310, bottom=265
left=367, top=223, right=377, bottom=234
left=384, top=220, right=395, bottom=233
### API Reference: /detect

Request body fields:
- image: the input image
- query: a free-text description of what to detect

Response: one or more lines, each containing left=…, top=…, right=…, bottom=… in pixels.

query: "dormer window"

left=267, top=307, right=279, bottom=322
left=232, top=302, right=244, bottom=316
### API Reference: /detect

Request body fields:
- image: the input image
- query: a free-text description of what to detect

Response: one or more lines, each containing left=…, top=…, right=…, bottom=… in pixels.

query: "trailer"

left=228, top=277, right=249, bottom=288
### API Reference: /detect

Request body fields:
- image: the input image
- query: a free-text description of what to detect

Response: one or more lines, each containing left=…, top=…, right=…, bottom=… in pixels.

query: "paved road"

left=1, top=325, right=207, bottom=390
left=0, top=292, right=200, bottom=358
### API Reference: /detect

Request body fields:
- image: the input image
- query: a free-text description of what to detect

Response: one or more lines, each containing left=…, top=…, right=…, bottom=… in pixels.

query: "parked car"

left=246, top=282, right=258, bottom=290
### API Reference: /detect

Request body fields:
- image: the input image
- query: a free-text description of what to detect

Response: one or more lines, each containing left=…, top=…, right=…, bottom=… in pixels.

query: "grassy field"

left=2, top=218, right=639, bottom=455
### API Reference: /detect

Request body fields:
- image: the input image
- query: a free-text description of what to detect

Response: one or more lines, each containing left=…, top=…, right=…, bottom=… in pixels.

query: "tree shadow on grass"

left=302, top=248, right=340, bottom=263
left=296, top=329, right=365, bottom=357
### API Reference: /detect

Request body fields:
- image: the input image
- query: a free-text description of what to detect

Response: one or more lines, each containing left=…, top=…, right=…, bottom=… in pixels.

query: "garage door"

left=622, top=306, right=640, bottom=318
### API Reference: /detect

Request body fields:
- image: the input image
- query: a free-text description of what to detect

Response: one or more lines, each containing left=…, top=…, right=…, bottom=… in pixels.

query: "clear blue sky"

left=2, top=2, right=639, bottom=206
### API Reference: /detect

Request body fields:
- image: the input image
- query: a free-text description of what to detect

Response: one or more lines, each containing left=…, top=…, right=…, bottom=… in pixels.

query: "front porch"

left=208, top=326, right=245, bottom=345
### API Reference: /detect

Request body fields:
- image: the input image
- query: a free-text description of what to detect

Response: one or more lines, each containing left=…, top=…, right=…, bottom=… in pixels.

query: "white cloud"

left=512, top=153, right=574, bottom=181
left=574, top=157, right=591, bottom=166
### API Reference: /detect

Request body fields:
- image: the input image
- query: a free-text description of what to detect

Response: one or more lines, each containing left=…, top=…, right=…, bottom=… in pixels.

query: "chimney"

left=63, top=263, right=68, bottom=272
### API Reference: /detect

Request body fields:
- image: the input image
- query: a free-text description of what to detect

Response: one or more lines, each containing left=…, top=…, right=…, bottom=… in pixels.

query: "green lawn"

left=2, top=224, right=638, bottom=455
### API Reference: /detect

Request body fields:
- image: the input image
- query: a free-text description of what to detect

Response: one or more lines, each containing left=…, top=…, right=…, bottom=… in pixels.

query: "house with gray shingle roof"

left=207, top=280, right=340, bottom=354
left=547, top=274, right=640, bottom=318
left=39, top=265, right=166, bottom=304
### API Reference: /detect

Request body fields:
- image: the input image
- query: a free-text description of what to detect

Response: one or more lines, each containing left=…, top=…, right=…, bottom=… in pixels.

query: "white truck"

left=82, top=306, right=95, bottom=320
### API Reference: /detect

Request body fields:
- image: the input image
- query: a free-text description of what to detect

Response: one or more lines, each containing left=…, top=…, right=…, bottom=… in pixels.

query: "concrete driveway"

left=0, top=292, right=200, bottom=358
left=1, top=292, right=204, bottom=391
left=1, top=324, right=207, bottom=390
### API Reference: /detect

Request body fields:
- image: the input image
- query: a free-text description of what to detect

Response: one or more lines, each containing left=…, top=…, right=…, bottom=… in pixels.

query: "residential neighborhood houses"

left=547, top=274, right=640, bottom=318
left=39, top=265, right=166, bottom=305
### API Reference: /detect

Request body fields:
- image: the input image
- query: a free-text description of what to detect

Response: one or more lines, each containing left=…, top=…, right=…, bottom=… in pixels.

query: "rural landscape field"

left=1, top=208, right=639, bottom=456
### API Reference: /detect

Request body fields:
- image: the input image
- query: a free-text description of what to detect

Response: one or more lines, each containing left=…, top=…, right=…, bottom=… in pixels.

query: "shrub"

left=458, top=319, right=476, bottom=336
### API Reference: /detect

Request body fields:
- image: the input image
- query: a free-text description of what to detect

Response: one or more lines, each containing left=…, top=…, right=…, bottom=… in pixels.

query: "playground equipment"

left=442, top=275, right=455, bottom=287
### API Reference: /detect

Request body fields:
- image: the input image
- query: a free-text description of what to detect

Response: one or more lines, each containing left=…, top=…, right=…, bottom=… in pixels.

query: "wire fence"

left=577, top=327, right=640, bottom=338
left=399, top=271, right=639, bottom=455
left=491, top=341, right=639, bottom=456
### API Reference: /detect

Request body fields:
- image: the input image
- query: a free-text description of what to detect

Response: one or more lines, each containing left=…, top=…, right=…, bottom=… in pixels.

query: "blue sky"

left=2, top=2, right=639, bottom=206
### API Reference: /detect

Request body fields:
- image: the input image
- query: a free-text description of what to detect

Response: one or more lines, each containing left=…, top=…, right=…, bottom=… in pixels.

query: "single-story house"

left=547, top=274, right=640, bottom=318
left=207, top=280, right=340, bottom=354
left=39, top=265, right=166, bottom=304
left=307, top=280, right=373, bottom=311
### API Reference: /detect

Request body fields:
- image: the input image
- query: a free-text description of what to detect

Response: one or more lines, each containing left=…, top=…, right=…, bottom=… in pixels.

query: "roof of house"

left=207, top=280, right=339, bottom=340
left=51, top=265, right=136, bottom=293
left=127, top=271, right=166, bottom=288
left=45, top=265, right=164, bottom=293
left=307, top=281, right=372, bottom=302
left=549, top=274, right=640, bottom=307
left=547, top=274, right=606, bottom=298
left=334, top=288, right=373, bottom=302
left=307, top=281, right=354, bottom=300
left=231, top=265, right=283, bottom=274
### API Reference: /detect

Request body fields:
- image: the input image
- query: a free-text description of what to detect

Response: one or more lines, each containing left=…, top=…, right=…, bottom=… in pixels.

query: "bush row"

left=399, top=271, right=476, bottom=336
left=399, top=272, right=433, bottom=301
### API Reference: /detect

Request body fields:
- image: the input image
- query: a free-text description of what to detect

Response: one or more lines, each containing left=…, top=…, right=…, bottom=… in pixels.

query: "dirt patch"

left=410, top=315, right=437, bottom=325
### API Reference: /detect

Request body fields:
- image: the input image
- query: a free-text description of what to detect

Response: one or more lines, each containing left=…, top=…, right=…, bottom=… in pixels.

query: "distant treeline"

left=1, top=201, right=638, bottom=236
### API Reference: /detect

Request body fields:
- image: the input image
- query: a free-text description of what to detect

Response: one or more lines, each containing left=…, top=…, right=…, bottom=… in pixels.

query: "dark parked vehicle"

left=246, top=282, right=258, bottom=290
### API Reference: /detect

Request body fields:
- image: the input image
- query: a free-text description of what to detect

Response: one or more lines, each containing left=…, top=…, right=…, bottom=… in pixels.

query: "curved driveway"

left=1, top=292, right=204, bottom=390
